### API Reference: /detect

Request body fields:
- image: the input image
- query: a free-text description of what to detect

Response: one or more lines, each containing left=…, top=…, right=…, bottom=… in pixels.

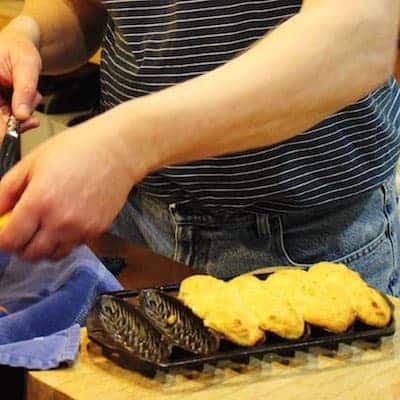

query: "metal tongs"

left=0, top=115, right=20, bottom=179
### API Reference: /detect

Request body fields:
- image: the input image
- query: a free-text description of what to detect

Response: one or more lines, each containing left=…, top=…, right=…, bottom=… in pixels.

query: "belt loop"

left=256, top=213, right=270, bottom=239
left=168, top=202, right=177, bottom=214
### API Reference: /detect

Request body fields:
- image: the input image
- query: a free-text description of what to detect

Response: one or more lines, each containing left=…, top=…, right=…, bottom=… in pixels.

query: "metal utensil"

left=0, top=115, right=21, bottom=178
left=0, top=115, right=21, bottom=229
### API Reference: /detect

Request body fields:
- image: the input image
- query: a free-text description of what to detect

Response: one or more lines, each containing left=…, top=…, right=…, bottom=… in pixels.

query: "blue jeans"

left=111, top=170, right=400, bottom=296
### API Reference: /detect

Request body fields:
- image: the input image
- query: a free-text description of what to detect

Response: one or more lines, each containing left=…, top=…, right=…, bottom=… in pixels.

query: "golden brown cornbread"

left=178, top=275, right=264, bottom=346
left=203, top=285, right=265, bottom=346
left=264, top=269, right=356, bottom=333
left=351, top=286, right=392, bottom=327
left=308, top=262, right=363, bottom=283
left=228, top=275, right=305, bottom=339
left=177, top=263, right=392, bottom=347
left=177, top=275, right=224, bottom=319
left=308, top=262, right=391, bottom=327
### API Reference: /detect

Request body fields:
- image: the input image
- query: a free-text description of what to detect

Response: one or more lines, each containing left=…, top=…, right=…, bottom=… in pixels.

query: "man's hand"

left=0, top=17, right=42, bottom=132
left=0, top=115, right=138, bottom=262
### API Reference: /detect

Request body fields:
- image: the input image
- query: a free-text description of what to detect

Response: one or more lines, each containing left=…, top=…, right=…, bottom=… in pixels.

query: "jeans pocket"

left=337, top=175, right=400, bottom=294
left=278, top=173, right=399, bottom=293
left=279, top=201, right=387, bottom=267
left=339, top=231, right=396, bottom=294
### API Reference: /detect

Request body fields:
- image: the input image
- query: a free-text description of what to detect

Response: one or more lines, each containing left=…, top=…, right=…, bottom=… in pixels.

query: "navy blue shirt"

left=99, top=0, right=400, bottom=212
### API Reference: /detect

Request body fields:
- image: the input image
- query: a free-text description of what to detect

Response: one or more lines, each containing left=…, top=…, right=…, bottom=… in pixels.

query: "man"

left=0, top=1, right=399, bottom=293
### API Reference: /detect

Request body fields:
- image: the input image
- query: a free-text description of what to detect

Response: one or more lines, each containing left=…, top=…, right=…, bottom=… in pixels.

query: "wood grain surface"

left=26, top=298, right=400, bottom=400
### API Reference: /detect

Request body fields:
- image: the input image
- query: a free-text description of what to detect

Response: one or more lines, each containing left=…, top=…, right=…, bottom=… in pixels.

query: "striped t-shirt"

left=99, top=0, right=400, bottom=212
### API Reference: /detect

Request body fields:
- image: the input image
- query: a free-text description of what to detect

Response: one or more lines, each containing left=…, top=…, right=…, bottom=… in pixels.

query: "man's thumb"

left=11, top=58, right=40, bottom=120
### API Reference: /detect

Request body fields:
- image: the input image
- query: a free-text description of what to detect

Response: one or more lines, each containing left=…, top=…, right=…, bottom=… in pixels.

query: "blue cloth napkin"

left=0, top=245, right=122, bottom=369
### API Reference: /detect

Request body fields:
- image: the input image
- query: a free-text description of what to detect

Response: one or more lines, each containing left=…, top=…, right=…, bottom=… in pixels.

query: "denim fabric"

left=111, top=170, right=400, bottom=296
left=0, top=245, right=122, bottom=369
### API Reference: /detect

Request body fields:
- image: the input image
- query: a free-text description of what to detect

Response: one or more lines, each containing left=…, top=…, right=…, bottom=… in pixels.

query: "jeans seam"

left=277, top=212, right=387, bottom=267
left=256, top=214, right=270, bottom=239
left=382, top=179, right=399, bottom=292
left=169, top=203, right=181, bottom=263
left=276, top=217, right=310, bottom=267
left=335, top=231, right=386, bottom=264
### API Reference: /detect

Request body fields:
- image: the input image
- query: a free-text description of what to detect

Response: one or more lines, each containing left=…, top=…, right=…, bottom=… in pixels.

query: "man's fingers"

left=16, top=228, right=56, bottom=262
left=32, top=92, right=42, bottom=109
left=20, top=116, right=40, bottom=132
left=0, top=103, right=10, bottom=121
left=11, top=57, right=41, bottom=120
left=48, top=242, right=75, bottom=261
left=0, top=167, right=42, bottom=253
left=0, top=205, right=40, bottom=254
left=0, top=109, right=6, bottom=135
left=0, top=180, right=80, bottom=259
left=19, top=92, right=42, bottom=131
left=0, top=160, right=30, bottom=215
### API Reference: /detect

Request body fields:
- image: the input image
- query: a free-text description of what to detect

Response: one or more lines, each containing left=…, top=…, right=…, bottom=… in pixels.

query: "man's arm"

left=105, top=0, right=400, bottom=177
left=5, top=0, right=106, bottom=74
left=0, top=0, right=399, bottom=262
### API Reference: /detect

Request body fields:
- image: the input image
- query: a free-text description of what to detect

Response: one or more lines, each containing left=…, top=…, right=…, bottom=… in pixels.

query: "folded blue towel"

left=0, top=245, right=122, bottom=369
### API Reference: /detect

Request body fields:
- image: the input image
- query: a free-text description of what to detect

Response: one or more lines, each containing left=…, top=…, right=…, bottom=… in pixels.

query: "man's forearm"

left=4, top=0, right=106, bottom=74
left=106, top=0, right=400, bottom=180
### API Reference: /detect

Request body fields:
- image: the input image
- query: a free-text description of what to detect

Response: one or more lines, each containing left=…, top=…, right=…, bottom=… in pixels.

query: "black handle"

left=0, top=133, right=20, bottom=178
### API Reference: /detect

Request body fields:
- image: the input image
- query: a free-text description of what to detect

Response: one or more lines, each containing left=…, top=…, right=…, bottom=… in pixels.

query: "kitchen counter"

left=26, top=291, right=400, bottom=400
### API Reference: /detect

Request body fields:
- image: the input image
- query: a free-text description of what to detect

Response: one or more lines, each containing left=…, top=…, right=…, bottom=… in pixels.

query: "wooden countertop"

left=26, top=290, right=400, bottom=400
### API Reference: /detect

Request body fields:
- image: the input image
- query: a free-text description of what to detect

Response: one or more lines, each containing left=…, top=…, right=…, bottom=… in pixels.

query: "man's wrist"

left=108, top=98, right=169, bottom=183
left=3, top=15, right=41, bottom=49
